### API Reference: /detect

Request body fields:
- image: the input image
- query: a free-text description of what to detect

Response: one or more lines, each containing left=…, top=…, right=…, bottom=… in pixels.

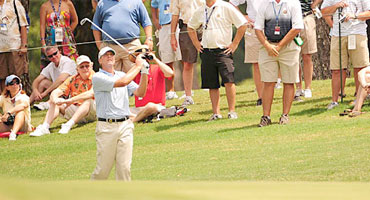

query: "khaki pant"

left=91, top=120, right=134, bottom=181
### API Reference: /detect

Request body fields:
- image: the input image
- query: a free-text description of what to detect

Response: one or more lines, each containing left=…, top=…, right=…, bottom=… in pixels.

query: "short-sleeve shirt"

left=188, top=0, right=247, bottom=49
left=134, top=64, right=166, bottom=107
left=321, top=0, right=370, bottom=36
left=93, top=69, right=138, bottom=119
left=0, top=92, right=31, bottom=127
left=58, top=70, right=95, bottom=105
left=170, top=0, right=204, bottom=24
left=299, top=0, right=313, bottom=13
left=92, top=0, right=152, bottom=44
left=254, top=0, right=304, bottom=31
left=229, top=0, right=263, bottom=22
left=0, top=0, right=28, bottom=52
left=151, top=0, right=172, bottom=25
left=40, top=56, right=77, bottom=82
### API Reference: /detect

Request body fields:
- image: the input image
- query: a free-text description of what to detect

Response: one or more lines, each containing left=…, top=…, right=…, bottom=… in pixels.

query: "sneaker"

left=258, top=116, right=271, bottom=127
left=293, top=96, right=303, bottom=102
left=228, top=111, right=238, bottom=119
left=30, top=125, right=50, bottom=137
left=34, top=102, right=50, bottom=111
left=295, top=89, right=304, bottom=97
left=279, top=114, right=289, bottom=125
left=208, top=114, right=222, bottom=121
left=327, top=102, right=339, bottom=110
left=179, top=91, right=194, bottom=99
left=274, top=82, right=282, bottom=89
left=9, top=132, right=16, bottom=141
left=256, top=98, right=262, bottom=106
left=166, top=91, right=178, bottom=100
left=182, top=96, right=194, bottom=106
left=58, top=123, right=73, bottom=134
left=304, top=89, right=312, bottom=98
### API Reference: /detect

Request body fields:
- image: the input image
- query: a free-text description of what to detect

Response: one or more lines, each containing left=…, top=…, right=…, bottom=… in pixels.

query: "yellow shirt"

left=170, top=0, right=204, bottom=24
left=0, top=92, right=32, bottom=130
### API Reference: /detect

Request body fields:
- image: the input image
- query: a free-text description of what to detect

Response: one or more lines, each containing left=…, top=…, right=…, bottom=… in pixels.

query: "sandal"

left=348, top=111, right=364, bottom=118
left=339, top=109, right=352, bottom=116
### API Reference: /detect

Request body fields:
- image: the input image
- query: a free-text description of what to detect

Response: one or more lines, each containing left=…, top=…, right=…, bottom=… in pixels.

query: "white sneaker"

left=30, top=125, right=50, bottom=137
left=208, top=114, right=222, bottom=121
left=275, top=79, right=282, bottom=89
left=228, top=111, right=238, bottom=119
left=295, top=89, right=304, bottom=97
left=327, top=102, right=339, bottom=110
left=34, top=102, right=50, bottom=111
left=182, top=96, right=194, bottom=106
left=58, top=123, right=73, bottom=134
left=9, top=132, right=16, bottom=141
left=179, top=91, right=194, bottom=99
left=166, top=91, right=178, bottom=100
left=304, top=89, right=312, bottom=98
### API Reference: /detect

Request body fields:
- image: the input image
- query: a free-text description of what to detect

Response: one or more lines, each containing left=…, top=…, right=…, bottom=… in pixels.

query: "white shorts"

left=158, top=24, right=182, bottom=63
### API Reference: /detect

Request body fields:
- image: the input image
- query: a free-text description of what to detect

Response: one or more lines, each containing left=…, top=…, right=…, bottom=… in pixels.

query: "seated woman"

left=0, top=75, right=33, bottom=141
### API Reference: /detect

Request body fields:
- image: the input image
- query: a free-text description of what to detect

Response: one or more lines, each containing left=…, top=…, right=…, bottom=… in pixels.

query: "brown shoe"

left=279, top=114, right=289, bottom=125
left=258, top=116, right=271, bottom=127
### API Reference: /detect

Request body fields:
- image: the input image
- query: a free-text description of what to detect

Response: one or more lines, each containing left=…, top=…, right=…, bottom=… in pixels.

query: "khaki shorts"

left=158, top=24, right=182, bottom=63
left=179, top=24, right=200, bottom=64
left=259, top=41, right=300, bottom=83
left=63, top=99, right=96, bottom=123
left=301, top=14, right=317, bottom=55
left=0, top=51, right=28, bottom=79
left=101, top=39, right=141, bottom=73
left=330, top=35, right=370, bottom=70
left=244, top=31, right=262, bottom=63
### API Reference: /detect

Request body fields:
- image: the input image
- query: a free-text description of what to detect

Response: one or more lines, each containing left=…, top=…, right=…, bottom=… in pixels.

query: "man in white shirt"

left=30, top=46, right=76, bottom=105
left=188, top=0, right=247, bottom=121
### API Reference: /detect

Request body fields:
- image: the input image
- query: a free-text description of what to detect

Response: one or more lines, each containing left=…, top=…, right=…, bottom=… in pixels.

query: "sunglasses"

left=8, top=80, right=19, bottom=86
left=79, top=64, right=90, bottom=69
left=47, top=51, right=58, bottom=58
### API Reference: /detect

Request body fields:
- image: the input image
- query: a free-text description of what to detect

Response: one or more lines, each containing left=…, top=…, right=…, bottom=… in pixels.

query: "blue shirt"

left=151, top=0, right=172, bottom=25
left=92, top=0, right=152, bottom=44
left=92, top=69, right=138, bottom=119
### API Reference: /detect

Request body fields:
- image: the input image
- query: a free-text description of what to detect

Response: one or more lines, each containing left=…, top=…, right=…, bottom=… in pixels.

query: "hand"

left=194, top=42, right=203, bottom=53
left=1, top=113, right=8, bottom=122
left=140, top=58, right=150, bottom=74
left=144, top=38, right=153, bottom=51
left=53, top=98, right=65, bottom=105
left=170, top=35, right=178, bottom=52
left=336, top=1, right=348, bottom=9
left=19, top=46, right=27, bottom=55
left=64, top=99, right=73, bottom=106
left=224, top=43, right=237, bottom=55
left=344, top=13, right=355, bottom=21
left=265, top=43, right=279, bottom=57
left=33, top=90, right=43, bottom=101
left=41, top=91, right=49, bottom=99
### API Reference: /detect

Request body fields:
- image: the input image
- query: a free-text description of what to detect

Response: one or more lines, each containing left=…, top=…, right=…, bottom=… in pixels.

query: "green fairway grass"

left=0, top=79, right=369, bottom=199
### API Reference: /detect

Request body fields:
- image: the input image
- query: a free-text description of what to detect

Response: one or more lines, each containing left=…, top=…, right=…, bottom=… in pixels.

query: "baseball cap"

left=76, top=55, right=92, bottom=66
left=98, top=47, right=116, bottom=60
left=128, top=45, right=149, bottom=54
left=5, top=75, right=21, bottom=86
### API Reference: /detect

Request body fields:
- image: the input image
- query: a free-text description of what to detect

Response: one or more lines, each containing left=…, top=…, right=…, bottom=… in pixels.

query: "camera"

left=4, top=113, right=15, bottom=126
left=142, top=53, right=153, bottom=61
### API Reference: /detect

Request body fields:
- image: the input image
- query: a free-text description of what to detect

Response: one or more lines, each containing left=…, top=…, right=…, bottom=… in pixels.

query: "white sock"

left=42, top=122, right=50, bottom=130
left=65, top=119, right=75, bottom=127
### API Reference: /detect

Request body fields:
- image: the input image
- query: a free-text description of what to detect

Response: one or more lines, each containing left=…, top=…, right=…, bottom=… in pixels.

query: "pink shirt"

left=134, top=64, right=166, bottom=107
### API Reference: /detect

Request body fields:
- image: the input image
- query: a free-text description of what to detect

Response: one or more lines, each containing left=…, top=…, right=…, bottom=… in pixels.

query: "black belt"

left=98, top=116, right=129, bottom=123
left=161, top=22, right=171, bottom=26
left=268, top=40, right=281, bottom=43
left=303, top=11, right=313, bottom=17
left=203, top=48, right=226, bottom=52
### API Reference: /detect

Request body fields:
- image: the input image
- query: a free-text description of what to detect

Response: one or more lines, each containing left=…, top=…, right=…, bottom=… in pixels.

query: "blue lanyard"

left=50, top=0, right=62, bottom=23
left=204, top=6, right=216, bottom=30
left=272, top=2, right=284, bottom=26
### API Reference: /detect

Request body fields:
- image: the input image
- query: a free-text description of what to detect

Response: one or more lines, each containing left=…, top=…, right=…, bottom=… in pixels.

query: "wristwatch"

left=146, top=37, right=153, bottom=41
left=22, top=44, right=28, bottom=48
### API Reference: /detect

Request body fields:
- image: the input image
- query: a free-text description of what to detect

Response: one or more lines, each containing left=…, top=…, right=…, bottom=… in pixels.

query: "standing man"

left=151, top=0, right=181, bottom=100
left=255, top=0, right=304, bottom=126
left=170, top=0, right=204, bottom=106
left=321, top=0, right=370, bottom=109
left=0, top=0, right=28, bottom=93
left=30, top=46, right=76, bottom=105
left=92, top=0, right=153, bottom=73
left=295, top=0, right=322, bottom=100
left=188, top=0, right=247, bottom=121
left=91, top=47, right=148, bottom=181
left=230, top=0, right=264, bottom=106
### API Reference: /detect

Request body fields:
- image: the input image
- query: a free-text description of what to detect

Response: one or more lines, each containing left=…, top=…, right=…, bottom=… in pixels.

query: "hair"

left=45, top=45, right=58, bottom=53
left=1, top=85, right=25, bottom=98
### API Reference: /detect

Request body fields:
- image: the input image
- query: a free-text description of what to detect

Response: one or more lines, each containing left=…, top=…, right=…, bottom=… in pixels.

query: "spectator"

left=294, top=0, right=322, bottom=100
left=90, top=47, right=148, bottom=181
left=170, top=0, right=204, bottom=106
left=92, top=0, right=153, bottom=73
left=128, top=45, right=174, bottom=122
left=91, top=0, right=98, bottom=10
left=321, top=0, right=370, bottom=109
left=30, top=46, right=76, bottom=106
left=0, top=0, right=29, bottom=94
left=30, top=55, right=95, bottom=137
left=255, top=0, right=304, bottom=126
left=0, top=75, right=33, bottom=141
left=230, top=0, right=264, bottom=106
left=151, top=0, right=182, bottom=100
left=188, top=0, right=247, bottom=121
left=40, top=0, right=79, bottom=69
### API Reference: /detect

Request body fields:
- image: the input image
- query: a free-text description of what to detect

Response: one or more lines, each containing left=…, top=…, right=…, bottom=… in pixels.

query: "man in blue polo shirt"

left=90, top=47, right=148, bottom=181
left=92, top=0, right=153, bottom=73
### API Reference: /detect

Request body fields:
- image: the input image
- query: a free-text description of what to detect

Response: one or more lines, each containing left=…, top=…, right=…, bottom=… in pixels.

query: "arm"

left=67, top=1, right=78, bottom=31
left=40, top=3, right=47, bottom=47
left=144, top=25, right=154, bottom=51
left=324, top=16, right=334, bottom=28
left=133, top=73, right=148, bottom=97
left=224, top=24, right=247, bottom=55
left=276, top=29, right=301, bottom=51
left=170, top=14, right=179, bottom=51
left=311, top=0, right=323, bottom=9
left=93, top=30, right=102, bottom=50
left=151, top=7, right=161, bottom=30
left=114, top=56, right=146, bottom=87
left=41, top=73, right=71, bottom=97
left=321, top=1, right=347, bottom=17
left=255, top=29, right=279, bottom=57
left=32, top=74, right=47, bottom=100
left=151, top=53, right=174, bottom=78
left=49, top=88, right=64, bottom=103
left=66, top=89, right=94, bottom=104
left=187, top=27, right=203, bottom=53
left=19, top=26, right=28, bottom=54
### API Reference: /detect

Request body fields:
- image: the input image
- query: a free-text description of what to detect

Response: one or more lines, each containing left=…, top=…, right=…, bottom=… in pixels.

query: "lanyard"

left=50, top=0, right=62, bottom=23
left=204, top=6, right=216, bottom=30
left=272, top=2, right=284, bottom=26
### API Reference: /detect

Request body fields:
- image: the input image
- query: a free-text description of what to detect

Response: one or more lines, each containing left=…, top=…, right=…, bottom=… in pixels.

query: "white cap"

left=98, top=47, right=116, bottom=60
left=76, top=55, right=92, bottom=66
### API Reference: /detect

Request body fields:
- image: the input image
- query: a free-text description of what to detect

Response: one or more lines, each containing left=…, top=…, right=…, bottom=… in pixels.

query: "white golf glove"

left=141, top=61, right=150, bottom=74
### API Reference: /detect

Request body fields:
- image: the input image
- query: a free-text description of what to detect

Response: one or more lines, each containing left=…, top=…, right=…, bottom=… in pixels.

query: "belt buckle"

left=108, top=118, right=113, bottom=123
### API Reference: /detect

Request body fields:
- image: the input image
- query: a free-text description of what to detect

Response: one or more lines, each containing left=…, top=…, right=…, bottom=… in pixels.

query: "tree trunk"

left=312, top=18, right=331, bottom=80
